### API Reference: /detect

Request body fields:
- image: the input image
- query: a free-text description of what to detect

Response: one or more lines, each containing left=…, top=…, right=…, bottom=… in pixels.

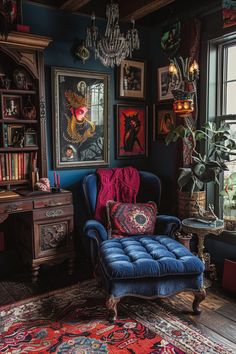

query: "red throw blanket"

left=95, top=167, right=140, bottom=224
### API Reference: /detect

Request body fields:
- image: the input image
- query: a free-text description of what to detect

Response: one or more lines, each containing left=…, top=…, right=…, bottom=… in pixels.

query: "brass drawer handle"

left=5, top=206, right=23, bottom=213
left=45, top=209, right=64, bottom=218
left=48, top=201, right=63, bottom=207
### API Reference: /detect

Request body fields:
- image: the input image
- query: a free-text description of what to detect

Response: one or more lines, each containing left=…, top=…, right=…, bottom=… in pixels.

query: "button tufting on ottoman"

left=99, top=236, right=204, bottom=280
left=98, top=235, right=206, bottom=321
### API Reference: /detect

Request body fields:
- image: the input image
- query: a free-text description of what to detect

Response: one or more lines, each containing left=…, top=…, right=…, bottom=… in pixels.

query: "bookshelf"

left=0, top=32, right=52, bottom=189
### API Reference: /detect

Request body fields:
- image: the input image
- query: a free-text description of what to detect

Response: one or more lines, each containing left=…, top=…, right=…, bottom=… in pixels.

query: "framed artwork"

left=157, top=66, right=173, bottom=102
left=153, top=104, right=175, bottom=140
left=25, top=129, right=37, bottom=147
left=161, top=21, right=181, bottom=56
left=116, top=104, right=148, bottom=159
left=52, top=67, right=109, bottom=169
left=117, top=59, right=146, bottom=100
left=2, top=94, right=22, bottom=119
left=7, top=124, right=24, bottom=147
left=0, top=1, right=22, bottom=26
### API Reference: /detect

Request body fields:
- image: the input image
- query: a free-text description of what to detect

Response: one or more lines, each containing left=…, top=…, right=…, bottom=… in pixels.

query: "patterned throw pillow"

left=106, top=201, right=157, bottom=238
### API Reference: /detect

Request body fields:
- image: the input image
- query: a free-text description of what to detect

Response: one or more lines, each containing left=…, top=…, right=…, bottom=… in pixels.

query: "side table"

left=182, top=218, right=224, bottom=280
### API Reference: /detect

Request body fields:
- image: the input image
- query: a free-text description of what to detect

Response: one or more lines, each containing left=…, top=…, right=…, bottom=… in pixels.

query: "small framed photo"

left=116, top=104, right=148, bottom=159
left=153, top=105, right=175, bottom=140
left=2, top=95, right=22, bottom=119
left=117, top=59, right=146, bottom=100
left=157, top=66, right=173, bottom=102
left=7, top=124, right=25, bottom=147
left=25, top=129, right=37, bottom=147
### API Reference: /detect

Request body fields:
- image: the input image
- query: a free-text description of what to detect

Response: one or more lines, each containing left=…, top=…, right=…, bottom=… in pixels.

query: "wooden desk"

left=0, top=190, right=75, bottom=282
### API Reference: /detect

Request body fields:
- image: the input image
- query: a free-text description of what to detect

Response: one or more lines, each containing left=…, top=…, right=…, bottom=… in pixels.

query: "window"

left=90, top=83, right=104, bottom=126
left=216, top=42, right=236, bottom=223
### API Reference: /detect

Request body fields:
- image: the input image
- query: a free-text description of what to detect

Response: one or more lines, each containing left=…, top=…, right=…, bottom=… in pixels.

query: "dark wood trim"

left=59, top=0, right=91, bottom=11
left=120, top=0, right=174, bottom=22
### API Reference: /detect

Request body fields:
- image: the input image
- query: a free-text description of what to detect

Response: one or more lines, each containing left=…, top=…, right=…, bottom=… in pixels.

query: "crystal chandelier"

left=85, top=1, right=140, bottom=68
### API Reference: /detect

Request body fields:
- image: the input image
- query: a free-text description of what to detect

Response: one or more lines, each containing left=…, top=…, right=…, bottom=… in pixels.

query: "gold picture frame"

left=52, top=67, right=109, bottom=169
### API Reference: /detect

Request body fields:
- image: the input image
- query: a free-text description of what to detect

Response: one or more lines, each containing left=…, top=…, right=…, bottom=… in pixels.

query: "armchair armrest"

left=156, top=215, right=181, bottom=237
left=83, top=220, right=108, bottom=246
left=83, top=220, right=108, bottom=267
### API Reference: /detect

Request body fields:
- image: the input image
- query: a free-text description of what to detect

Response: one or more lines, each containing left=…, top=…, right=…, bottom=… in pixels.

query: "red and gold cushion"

left=106, top=201, right=157, bottom=238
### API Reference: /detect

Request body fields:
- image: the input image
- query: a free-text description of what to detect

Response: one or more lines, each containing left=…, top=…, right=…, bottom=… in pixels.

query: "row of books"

left=0, top=153, right=35, bottom=181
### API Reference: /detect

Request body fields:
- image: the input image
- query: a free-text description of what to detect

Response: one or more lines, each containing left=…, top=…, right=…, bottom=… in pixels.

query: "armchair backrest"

left=83, top=171, right=161, bottom=218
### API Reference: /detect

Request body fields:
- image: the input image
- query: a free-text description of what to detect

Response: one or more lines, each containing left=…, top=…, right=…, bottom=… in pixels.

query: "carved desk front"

left=0, top=190, right=75, bottom=282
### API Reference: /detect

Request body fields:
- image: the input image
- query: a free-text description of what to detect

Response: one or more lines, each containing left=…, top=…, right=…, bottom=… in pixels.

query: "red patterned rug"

left=0, top=280, right=233, bottom=354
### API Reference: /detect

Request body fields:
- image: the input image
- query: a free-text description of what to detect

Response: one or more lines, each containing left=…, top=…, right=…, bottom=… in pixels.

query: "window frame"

left=206, top=36, right=236, bottom=220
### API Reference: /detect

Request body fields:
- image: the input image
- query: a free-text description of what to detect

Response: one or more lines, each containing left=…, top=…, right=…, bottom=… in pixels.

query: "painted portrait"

left=116, top=104, right=148, bottom=159
left=52, top=67, right=109, bottom=168
left=153, top=105, right=175, bottom=140
left=161, top=21, right=181, bottom=57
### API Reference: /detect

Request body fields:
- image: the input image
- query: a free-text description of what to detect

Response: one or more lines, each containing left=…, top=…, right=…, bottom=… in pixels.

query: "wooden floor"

left=0, top=267, right=235, bottom=353
left=160, top=285, right=236, bottom=352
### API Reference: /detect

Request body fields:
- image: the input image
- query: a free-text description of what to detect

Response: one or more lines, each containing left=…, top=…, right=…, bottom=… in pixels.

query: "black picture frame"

left=153, top=104, right=176, bottom=141
left=116, top=103, right=148, bottom=159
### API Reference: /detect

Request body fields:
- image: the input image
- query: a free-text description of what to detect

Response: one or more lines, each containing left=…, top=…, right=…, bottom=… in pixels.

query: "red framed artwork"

left=116, top=104, right=148, bottom=159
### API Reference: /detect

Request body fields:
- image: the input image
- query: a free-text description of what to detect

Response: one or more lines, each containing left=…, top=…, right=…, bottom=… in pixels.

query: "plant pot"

left=224, top=217, right=236, bottom=232
left=178, top=190, right=206, bottom=220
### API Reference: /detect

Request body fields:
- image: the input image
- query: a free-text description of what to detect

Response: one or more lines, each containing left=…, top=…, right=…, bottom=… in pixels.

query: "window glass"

left=227, top=45, right=236, bottom=81
left=222, top=44, right=236, bottom=225
left=226, top=81, right=236, bottom=114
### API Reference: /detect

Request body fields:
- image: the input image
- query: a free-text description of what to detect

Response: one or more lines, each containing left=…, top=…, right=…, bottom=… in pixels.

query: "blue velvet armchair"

left=83, top=171, right=206, bottom=321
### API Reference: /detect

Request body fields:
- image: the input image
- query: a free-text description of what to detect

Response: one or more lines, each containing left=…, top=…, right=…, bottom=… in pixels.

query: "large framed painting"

left=153, top=104, right=175, bottom=141
left=117, top=59, right=146, bottom=100
left=52, top=67, right=109, bottom=169
left=157, top=66, right=173, bottom=102
left=116, top=104, right=148, bottom=159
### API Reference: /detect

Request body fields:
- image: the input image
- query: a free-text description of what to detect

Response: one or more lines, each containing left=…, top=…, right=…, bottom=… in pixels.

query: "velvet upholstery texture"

left=99, top=236, right=204, bottom=279
left=83, top=171, right=205, bottom=318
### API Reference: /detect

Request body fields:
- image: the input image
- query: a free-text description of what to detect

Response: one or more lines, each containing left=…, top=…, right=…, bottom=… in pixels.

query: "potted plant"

left=165, top=121, right=236, bottom=218
left=220, top=172, right=236, bottom=231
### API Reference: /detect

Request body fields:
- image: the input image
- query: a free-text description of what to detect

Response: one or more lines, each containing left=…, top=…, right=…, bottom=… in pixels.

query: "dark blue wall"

left=23, top=2, right=151, bottom=190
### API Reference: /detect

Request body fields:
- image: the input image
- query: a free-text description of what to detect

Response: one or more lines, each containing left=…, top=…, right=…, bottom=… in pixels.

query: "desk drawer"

left=33, top=205, right=73, bottom=220
left=33, top=194, right=72, bottom=209
left=0, top=200, right=33, bottom=214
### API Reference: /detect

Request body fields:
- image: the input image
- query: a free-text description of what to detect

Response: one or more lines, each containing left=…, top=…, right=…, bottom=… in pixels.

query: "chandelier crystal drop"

left=86, top=1, right=140, bottom=68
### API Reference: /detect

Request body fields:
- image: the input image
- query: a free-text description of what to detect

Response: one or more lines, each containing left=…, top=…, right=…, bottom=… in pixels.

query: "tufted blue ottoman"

left=98, top=235, right=206, bottom=321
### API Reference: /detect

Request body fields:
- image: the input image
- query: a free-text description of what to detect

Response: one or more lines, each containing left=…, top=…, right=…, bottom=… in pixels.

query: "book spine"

left=25, top=153, right=29, bottom=179
left=5, top=154, right=9, bottom=180
left=4, top=125, right=8, bottom=148
left=8, top=154, right=12, bottom=181
left=11, top=154, right=15, bottom=180
left=1, top=154, right=6, bottom=181
left=18, top=154, right=21, bottom=180
left=0, top=154, right=2, bottom=182
left=20, top=153, right=24, bottom=180
left=14, top=154, right=18, bottom=180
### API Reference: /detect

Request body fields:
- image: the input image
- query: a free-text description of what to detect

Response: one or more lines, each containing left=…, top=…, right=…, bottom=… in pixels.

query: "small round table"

left=182, top=218, right=224, bottom=280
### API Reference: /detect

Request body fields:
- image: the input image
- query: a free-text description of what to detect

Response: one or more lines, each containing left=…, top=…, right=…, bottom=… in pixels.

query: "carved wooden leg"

left=68, top=258, right=74, bottom=276
left=192, top=288, right=206, bottom=314
left=106, top=296, right=120, bottom=322
left=31, top=265, right=40, bottom=283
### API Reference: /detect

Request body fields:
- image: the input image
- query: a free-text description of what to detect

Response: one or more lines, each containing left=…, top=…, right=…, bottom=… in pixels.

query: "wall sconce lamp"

left=168, top=57, right=199, bottom=117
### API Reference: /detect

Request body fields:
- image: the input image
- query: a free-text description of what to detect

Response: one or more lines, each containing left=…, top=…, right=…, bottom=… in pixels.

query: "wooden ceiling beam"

left=120, top=0, right=175, bottom=22
left=59, top=0, right=91, bottom=12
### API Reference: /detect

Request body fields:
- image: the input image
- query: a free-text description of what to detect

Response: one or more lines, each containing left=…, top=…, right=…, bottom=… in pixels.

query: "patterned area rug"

left=0, top=281, right=233, bottom=354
